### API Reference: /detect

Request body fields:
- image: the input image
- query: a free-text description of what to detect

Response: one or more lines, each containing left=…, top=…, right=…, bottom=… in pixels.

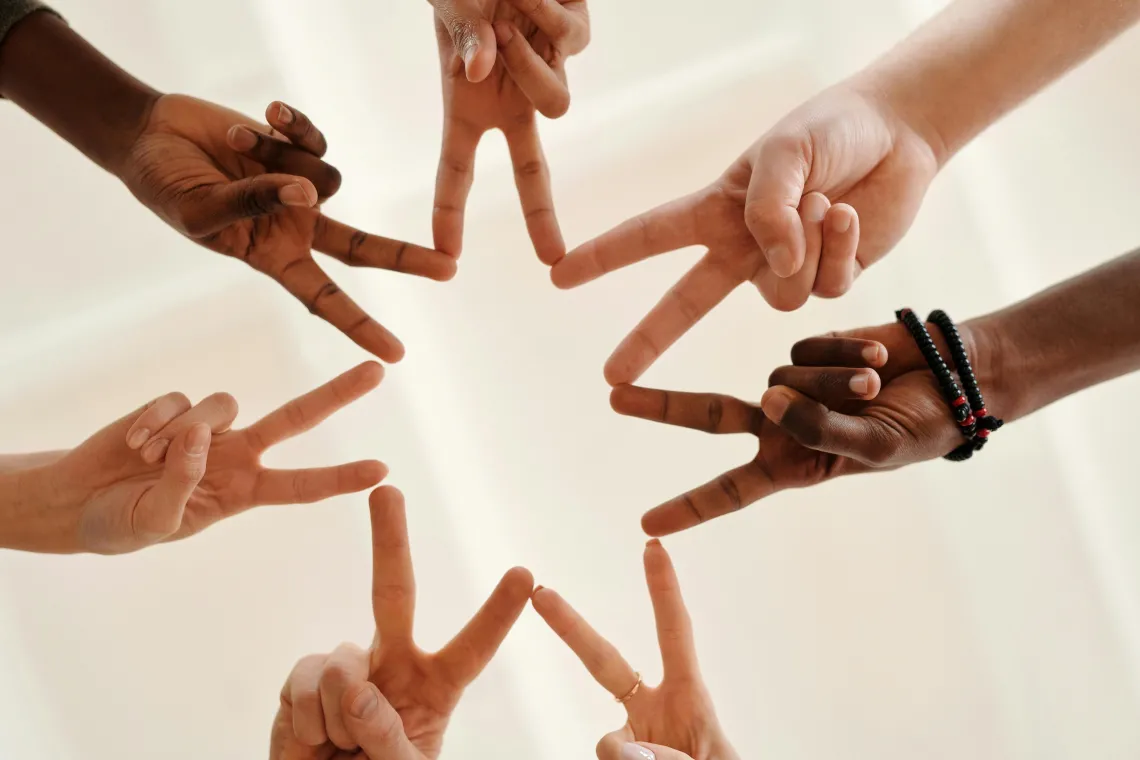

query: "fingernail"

left=767, top=245, right=794, bottom=277
left=532, top=585, right=545, bottom=595
left=849, top=373, right=870, bottom=396
left=803, top=193, right=829, bottom=224
left=862, top=344, right=886, bottom=366
left=142, top=438, right=169, bottom=464
left=227, top=124, right=258, bottom=151
left=493, top=21, right=514, bottom=45
left=622, top=744, right=656, bottom=760
left=276, top=103, right=294, bottom=125
left=279, top=183, right=316, bottom=208
left=762, top=390, right=791, bottom=424
left=186, top=425, right=210, bottom=456
left=127, top=427, right=150, bottom=450
left=832, top=211, right=853, bottom=234
left=349, top=686, right=378, bottom=719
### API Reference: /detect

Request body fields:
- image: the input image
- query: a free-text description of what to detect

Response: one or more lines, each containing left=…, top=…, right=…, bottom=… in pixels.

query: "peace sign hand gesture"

left=431, top=0, right=591, bottom=264
left=271, top=486, right=534, bottom=759
left=533, top=541, right=739, bottom=760
left=123, top=96, right=456, bottom=363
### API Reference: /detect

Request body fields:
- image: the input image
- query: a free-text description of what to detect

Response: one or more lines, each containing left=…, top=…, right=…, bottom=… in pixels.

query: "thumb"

left=179, top=174, right=318, bottom=239
left=132, top=423, right=210, bottom=543
left=744, top=131, right=812, bottom=278
left=341, top=682, right=418, bottom=760
left=434, top=0, right=496, bottom=81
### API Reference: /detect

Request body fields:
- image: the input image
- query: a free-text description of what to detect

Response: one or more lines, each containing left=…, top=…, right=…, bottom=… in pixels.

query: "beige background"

left=2, top=1, right=1140, bottom=758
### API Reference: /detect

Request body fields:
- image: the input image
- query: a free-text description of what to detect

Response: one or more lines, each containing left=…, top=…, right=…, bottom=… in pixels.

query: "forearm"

left=857, top=0, right=1140, bottom=165
left=971, top=248, right=1140, bottom=423
left=0, top=10, right=160, bottom=175
left=0, top=465, right=72, bottom=553
left=0, top=451, right=66, bottom=474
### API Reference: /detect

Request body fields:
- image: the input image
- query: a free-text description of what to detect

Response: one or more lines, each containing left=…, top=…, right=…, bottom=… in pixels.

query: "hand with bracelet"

left=269, top=486, right=534, bottom=760
left=430, top=0, right=590, bottom=264
left=611, top=248, right=1140, bottom=536
left=0, top=362, right=386, bottom=554
left=0, top=8, right=455, bottom=363
left=551, top=0, right=1140, bottom=386
left=532, top=540, right=739, bottom=760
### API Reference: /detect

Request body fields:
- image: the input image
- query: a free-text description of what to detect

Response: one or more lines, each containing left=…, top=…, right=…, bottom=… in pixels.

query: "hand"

left=431, top=0, right=590, bottom=264
left=552, top=82, right=940, bottom=385
left=29, top=362, right=387, bottom=554
left=533, top=540, right=738, bottom=760
left=610, top=320, right=998, bottom=536
left=121, top=96, right=456, bottom=363
left=270, top=486, right=534, bottom=759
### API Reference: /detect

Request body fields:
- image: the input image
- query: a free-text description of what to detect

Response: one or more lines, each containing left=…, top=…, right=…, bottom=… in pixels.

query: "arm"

left=862, top=0, right=1140, bottom=164
left=975, top=248, right=1140, bottom=423
left=0, top=451, right=65, bottom=474
left=0, top=8, right=158, bottom=174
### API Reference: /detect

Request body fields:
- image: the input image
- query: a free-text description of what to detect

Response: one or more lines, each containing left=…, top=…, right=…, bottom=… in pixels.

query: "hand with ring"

left=532, top=540, right=739, bottom=760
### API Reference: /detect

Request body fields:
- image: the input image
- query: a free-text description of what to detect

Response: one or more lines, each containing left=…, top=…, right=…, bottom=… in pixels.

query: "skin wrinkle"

left=347, top=230, right=368, bottom=265
left=308, top=282, right=341, bottom=314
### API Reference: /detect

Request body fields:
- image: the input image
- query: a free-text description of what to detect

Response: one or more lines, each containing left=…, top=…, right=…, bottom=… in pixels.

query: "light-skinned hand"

left=533, top=540, right=739, bottom=760
left=430, top=0, right=590, bottom=264
left=270, top=486, right=534, bottom=759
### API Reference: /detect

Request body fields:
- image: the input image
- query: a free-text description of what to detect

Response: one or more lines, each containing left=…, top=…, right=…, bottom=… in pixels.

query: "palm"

left=623, top=681, right=723, bottom=759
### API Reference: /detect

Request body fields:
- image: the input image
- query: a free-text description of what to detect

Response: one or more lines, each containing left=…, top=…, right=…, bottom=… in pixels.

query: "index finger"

left=504, top=0, right=588, bottom=50
left=643, top=540, right=699, bottom=681
left=531, top=587, right=642, bottom=700
left=271, top=256, right=405, bottom=363
left=505, top=120, right=565, bottom=265
left=603, top=252, right=740, bottom=386
left=313, top=216, right=458, bottom=282
left=244, top=362, right=383, bottom=451
left=610, top=385, right=763, bottom=435
left=641, top=460, right=778, bottom=538
left=550, top=191, right=705, bottom=289
left=369, top=486, right=416, bottom=646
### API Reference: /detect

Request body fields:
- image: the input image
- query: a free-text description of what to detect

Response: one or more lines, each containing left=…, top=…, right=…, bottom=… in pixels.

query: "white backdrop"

left=2, top=1, right=1140, bottom=758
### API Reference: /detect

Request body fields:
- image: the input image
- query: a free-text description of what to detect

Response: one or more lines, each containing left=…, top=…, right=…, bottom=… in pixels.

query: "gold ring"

left=615, top=673, right=642, bottom=704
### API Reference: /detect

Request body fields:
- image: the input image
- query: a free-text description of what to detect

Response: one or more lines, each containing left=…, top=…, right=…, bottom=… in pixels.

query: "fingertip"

left=463, top=24, right=497, bottom=82
left=862, top=342, right=888, bottom=368
left=549, top=259, right=581, bottom=289
left=342, top=682, right=379, bottom=721
left=504, top=566, right=535, bottom=593
left=355, top=360, right=386, bottom=388
left=279, top=180, right=318, bottom=208
left=369, top=484, right=404, bottom=507
left=828, top=203, right=857, bottom=235
left=640, top=508, right=673, bottom=538
left=185, top=423, right=211, bottom=456
left=358, top=460, right=389, bottom=487
left=603, top=354, right=638, bottom=388
left=760, top=387, right=794, bottom=424
left=226, top=124, right=258, bottom=151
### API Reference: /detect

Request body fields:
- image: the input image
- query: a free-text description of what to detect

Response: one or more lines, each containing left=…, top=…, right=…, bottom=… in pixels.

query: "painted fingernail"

left=276, top=103, right=294, bottom=125
left=227, top=124, right=258, bottom=151
left=279, top=183, right=316, bottom=208
left=142, top=438, right=169, bottom=464
left=862, top=344, right=887, bottom=366
left=622, top=744, right=656, bottom=760
left=186, top=425, right=210, bottom=456
left=832, top=210, right=853, bottom=234
left=849, top=373, right=870, bottom=396
left=349, top=686, right=378, bottom=719
left=766, top=245, right=794, bottom=277
left=761, top=390, right=791, bottom=424
left=127, top=427, right=150, bottom=450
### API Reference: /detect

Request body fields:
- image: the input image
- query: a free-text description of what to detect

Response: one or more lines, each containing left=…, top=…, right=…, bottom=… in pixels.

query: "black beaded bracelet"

left=927, top=310, right=1004, bottom=450
left=895, top=308, right=1000, bottom=461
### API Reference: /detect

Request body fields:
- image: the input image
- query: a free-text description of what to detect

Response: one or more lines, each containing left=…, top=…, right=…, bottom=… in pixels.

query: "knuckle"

left=514, top=160, right=544, bottom=178
left=206, top=392, right=239, bottom=418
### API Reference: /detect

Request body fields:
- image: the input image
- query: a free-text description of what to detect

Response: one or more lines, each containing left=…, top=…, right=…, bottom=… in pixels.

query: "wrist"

left=0, top=11, right=160, bottom=175
left=0, top=462, right=83, bottom=554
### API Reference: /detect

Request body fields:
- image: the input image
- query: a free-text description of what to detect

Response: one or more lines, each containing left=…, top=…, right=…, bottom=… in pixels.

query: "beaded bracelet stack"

left=895, top=308, right=1003, bottom=461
